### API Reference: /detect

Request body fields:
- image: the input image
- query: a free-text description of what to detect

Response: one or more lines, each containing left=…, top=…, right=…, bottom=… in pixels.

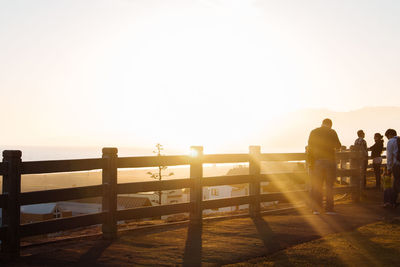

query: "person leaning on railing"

left=307, top=118, right=342, bottom=215
left=369, top=133, right=384, bottom=190
left=384, top=129, right=400, bottom=207
left=354, top=130, right=368, bottom=187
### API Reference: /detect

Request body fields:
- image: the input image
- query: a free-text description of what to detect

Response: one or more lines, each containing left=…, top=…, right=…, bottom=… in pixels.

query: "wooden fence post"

left=2, top=150, right=22, bottom=259
left=190, top=146, right=203, bottom=224
left=350, top=149, right=361, bottom=202
left=249, top=146, right=261, bottom=217
left=102, top=147, right=118, bottom=239
left=339, top=146, right=347, bottom=185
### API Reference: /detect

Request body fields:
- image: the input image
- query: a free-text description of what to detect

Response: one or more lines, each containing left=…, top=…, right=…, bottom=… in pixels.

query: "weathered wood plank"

left=20, top=184, right=104, bottom=205
left=260, top=153, right=306, bottom=162
left=117, top=178, right=192, bottom=194
left=202, top=172, right=309, bottom=187
left=333, top=186, right=356, bottom=194
left=368, top=156, right=386, bottom=159
left=21, top=158, right=104, bottom=174
left=20, top=212, right=106, bottom=237
left=117, top=202, right=190, bottom=221
left=0, top=193, right=7, bottom=208
left=260, top=190, right=308, bottom=203
left=118, top=155, right=190, bottom=168
left=202, top=175, right=252, bottom=186
left=337, top=169, right=359, bottom=177
left=366, top=170, right=374, bottom=177
left=335, top=151, right=363, bottom=160
left=367, top=163, right=387, bottom=169
left=203, top=154, right=249, bottom=163
left=201, top=195, right=251, bottom=210
left=16, top=152, right=372, bottom=175
left=259, top=172, right=308, bottom=182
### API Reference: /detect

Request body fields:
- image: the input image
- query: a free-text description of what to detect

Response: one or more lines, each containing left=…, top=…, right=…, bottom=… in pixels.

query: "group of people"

left=353, top=129, right=384, bottom=189
left=307, top=118, right=400, bottom=214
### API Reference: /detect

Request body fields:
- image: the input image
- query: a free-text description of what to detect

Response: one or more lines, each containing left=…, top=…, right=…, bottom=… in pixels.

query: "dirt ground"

left=227, top=219, right=400, bottom=266
left=6, top=191, right=398, bottom=267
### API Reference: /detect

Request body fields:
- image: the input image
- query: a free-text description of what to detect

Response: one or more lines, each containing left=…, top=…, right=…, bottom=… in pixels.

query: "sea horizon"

left=0, top=145, right=306, bottom=161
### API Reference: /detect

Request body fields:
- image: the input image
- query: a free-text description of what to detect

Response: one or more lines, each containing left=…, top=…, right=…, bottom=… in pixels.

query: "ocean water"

left=0, top=145, right=305, bottom=162
left=0, top=146, right=154, bottom=161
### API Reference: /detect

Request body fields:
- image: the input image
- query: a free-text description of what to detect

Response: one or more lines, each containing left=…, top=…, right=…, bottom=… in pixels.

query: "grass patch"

left=226, top=219, right=400, bottom=266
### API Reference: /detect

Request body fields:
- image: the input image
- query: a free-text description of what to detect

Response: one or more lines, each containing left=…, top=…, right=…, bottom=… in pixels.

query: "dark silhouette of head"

left=321, top=118, right=332, bottom=128
left=385, top=129, right=397, bottom=139
left=357, top=130, right=365, bottom=138
left=374, top=133, right=383, bottom=140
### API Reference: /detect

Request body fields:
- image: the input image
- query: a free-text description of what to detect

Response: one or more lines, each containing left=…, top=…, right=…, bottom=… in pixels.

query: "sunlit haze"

left=1, top=0, right=400, bottom=154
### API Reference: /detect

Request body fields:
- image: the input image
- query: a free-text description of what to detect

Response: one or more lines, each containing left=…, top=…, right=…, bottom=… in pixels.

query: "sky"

left=1, top=0, right=400, bottom=154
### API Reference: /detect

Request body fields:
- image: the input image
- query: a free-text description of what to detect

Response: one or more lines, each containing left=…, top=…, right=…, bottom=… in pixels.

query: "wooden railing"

left=0, top=146, right=364, bottom=259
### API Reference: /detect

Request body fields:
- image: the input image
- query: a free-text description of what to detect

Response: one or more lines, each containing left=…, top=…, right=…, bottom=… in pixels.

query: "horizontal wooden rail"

left=202, top=172, right=309, bottom=187
left=333, top=186, right=356, bottom=194
left=367, top=163, right=387, bottom=168
left=259, top=172, right=308, bottom=182
left=202, top=175, right=252, bottom=186
left=366, top=170, right=374, bottom=177
left=260, top=190, right=308, bottom=203
left=20, top=184, right=104, bottom=205
left=20, top=212, right=106, bottom=237
left=261, top=153, right=306, bottom=161
left=117, top=152, right=312, bottom=168
left=202, top=195, right=252, bottom=210
left=336, top=169, right=359, bottom=177
left=117, top=202, right=190, bottom=221
left=365, top=169, right=388, bottom=177
left=368, top=155, right=386, bottom=159
left=259, top=186, right=355, bottom=204
left=118, top=155, right=190, bottom=168
left=21, top=158, right=104, bottom=174
left=0, top=194, right=7, bottom=208
left=203, top=154, right=249, bottom=163
left=117, top=178, right=192, bottom=194
left=336, top=151, right=363, bottom=160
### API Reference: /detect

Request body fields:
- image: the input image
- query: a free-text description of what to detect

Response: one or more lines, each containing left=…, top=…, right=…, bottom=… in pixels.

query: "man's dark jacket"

left=307, top=126, right=341, bottom=166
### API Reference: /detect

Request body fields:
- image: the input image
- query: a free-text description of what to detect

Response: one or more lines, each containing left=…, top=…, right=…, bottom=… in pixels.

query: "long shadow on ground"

left=183, top=222, right=202, bottom=267
left=251, top=215, right=290, bottom=262
left=14, top=200, right=395, bottom=266
left=78, top=239, right=112, bottom=265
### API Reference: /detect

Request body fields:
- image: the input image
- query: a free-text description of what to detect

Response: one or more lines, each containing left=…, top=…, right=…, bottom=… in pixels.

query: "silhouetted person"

left=385, top=129, right=400, bottom=206
left=354, top=130, right=368, bottom=187
left=369, top=133, right=384, bottom=189
left=307, top=118, right=341, bottom=215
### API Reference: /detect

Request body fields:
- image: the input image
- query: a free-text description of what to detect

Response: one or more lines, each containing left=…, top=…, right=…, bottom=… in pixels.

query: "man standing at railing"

left=354, top=130, right=368, bottom=188
left=307, top=118, right=342, bottom=215
left=384, top=129, right=400, bottom=207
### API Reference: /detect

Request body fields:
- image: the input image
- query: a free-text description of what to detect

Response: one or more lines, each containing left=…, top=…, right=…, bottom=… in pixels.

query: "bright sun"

left=94, top=3, right=302, bottom=152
